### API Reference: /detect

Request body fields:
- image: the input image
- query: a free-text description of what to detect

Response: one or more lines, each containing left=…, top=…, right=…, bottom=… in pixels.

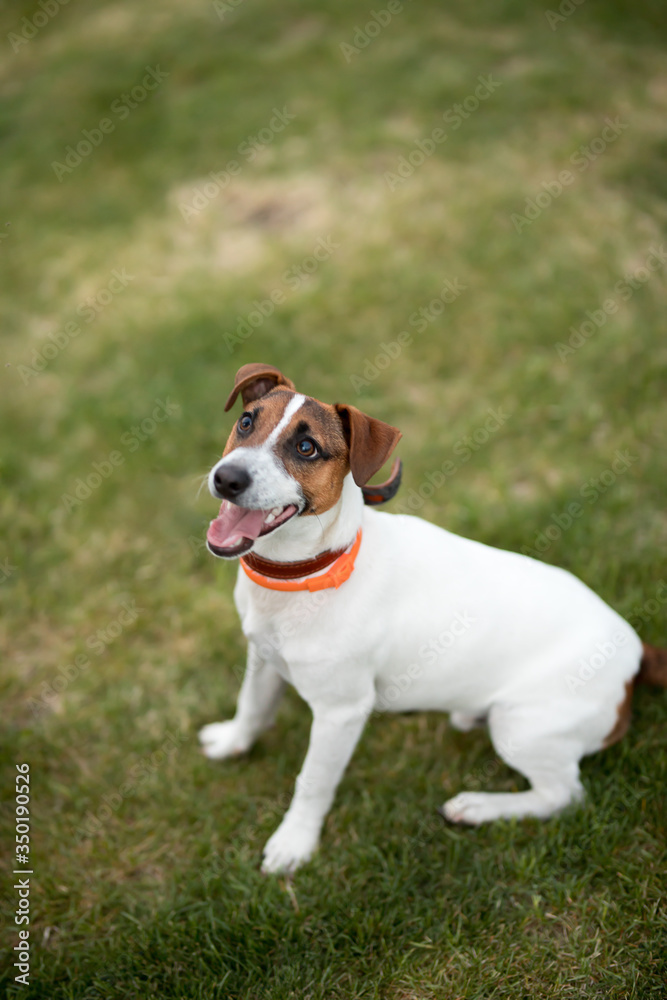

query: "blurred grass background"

left=1, top=0, right=666, bottom=997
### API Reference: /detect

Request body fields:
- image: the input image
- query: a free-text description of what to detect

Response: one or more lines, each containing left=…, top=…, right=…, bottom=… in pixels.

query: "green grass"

left=1, top=0, right=666, bottom=996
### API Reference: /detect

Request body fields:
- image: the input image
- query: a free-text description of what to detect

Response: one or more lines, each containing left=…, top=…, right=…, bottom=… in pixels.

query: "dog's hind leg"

left=441, top=702, right=585, bottom=825
left=199, top=642, right=286, bottom=760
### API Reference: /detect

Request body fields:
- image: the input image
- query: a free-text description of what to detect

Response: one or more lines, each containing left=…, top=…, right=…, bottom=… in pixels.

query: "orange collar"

left=240, top=529, right=362, bottom=592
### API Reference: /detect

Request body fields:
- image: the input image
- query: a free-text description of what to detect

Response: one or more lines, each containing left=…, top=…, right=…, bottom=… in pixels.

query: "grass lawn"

left=1, top=0, right=666, bottom=996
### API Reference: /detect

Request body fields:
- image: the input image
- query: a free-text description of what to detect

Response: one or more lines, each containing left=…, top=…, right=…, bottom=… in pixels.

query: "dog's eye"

left=238, top=413, right=253, bottom=433
left=296, top=438, right=318, bottom=459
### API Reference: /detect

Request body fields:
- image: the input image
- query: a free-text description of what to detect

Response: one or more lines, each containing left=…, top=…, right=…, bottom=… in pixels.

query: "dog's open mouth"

left=206, top=500, right=299, bottom=558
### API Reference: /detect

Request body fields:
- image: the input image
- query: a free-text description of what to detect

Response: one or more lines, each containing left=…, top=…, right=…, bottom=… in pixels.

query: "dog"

left=199, top=363, right=667, bottom=874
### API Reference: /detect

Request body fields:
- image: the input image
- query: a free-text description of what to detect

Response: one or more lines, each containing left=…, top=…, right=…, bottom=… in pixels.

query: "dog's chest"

left=236, top=584, right=335, bottom=658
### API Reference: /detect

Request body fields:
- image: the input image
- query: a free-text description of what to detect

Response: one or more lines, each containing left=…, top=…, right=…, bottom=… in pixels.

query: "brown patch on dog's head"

left=224, top=363, right=295, bottom=412
left=220, top=364, right=402, bottom=515
left=222, top=363, right=296, bottom=458
left=221, top=389, right=296, bottom=458
left=277, top=398, right=350, bottom=515
left=275, top=399, right=401, bottom=514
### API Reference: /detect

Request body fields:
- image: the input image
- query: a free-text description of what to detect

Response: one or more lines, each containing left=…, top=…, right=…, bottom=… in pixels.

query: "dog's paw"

left=260, top=819, right=320, bottom=875
left=440, top=792, right=500, bottom=825
left=198, top=720, right=252, bottom=760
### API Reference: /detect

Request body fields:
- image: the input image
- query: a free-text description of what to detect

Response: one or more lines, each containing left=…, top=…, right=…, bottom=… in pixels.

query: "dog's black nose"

left=213, top=464, right=251, bottom=499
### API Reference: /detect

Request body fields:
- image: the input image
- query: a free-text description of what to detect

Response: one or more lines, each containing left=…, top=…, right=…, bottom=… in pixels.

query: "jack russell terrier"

left=199, top=363, right=667, bottom=874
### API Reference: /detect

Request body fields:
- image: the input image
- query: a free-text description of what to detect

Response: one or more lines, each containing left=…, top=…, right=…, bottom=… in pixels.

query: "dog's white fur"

left=200, top=406, right=642, bottom=875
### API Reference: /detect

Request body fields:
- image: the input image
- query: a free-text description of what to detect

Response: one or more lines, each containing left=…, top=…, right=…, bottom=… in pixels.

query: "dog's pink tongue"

left=207, top=502, right=267, bottom=548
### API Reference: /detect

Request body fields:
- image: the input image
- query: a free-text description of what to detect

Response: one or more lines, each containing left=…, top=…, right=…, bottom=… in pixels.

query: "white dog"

left=199, top=363, right=666, bottom=874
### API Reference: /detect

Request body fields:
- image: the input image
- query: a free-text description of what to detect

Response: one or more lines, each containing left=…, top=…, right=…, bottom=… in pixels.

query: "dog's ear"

left=335, top=403, right=402, bottom=487
left=224, top=363, right=295, bottom=412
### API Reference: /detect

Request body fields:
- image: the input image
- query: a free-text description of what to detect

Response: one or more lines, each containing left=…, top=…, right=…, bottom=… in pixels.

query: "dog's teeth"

left=265, top=506, right=283, bottom=525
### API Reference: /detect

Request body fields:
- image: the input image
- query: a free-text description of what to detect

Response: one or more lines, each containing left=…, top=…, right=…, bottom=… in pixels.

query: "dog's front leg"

left=199, top=642, right=286, bottom=760
left=261, top=697, right=373, bottom=875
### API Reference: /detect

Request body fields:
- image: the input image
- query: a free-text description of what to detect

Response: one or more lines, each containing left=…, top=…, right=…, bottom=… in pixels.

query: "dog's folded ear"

left=225, top=363, right=296, bottom=412
left=360, top=457, right=402, bottom=506
left=334, top=403, right=402, bottom=487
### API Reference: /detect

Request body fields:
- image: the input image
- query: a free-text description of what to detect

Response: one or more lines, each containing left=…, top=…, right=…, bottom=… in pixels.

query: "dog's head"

left=206, top=363, right=402, bottom=558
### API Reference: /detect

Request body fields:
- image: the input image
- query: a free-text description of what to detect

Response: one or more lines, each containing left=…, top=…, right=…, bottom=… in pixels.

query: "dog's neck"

left=249, top=472, right=363, bottom=563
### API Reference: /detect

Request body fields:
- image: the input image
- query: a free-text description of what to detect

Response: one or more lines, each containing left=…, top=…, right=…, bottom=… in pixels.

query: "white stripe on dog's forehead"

left=265, top=393, right=305, bottom=447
